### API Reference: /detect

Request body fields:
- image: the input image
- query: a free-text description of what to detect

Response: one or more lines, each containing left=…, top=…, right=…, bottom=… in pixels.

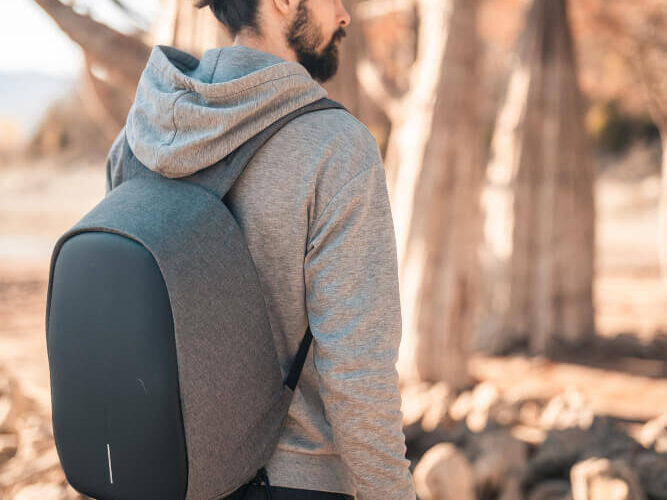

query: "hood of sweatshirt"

left=124, top=44, right=328, bottom=178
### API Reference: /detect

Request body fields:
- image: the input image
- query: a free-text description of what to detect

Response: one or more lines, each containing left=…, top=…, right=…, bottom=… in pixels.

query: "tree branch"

left=32, top=0, right=151, bottom=91
left=357, top=58, right=401, bottom=121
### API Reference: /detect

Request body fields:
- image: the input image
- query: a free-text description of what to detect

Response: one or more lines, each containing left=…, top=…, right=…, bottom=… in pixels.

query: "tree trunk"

left=33, top=0, right=150, bottom=92
left=322, top=0, right=362, bottom=119
left=32, top=0, right=231, bottom=147
left=153, top=0, right=231, bottom=57
left=393, top=0, right=483, bottom=389
left=477, top=0, right=596, bottom=355
left=661, top=135, right=667, bottom=273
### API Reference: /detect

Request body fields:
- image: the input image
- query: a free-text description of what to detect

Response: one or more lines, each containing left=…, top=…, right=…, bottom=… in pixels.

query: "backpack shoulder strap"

left=183, top=97, right=347, bottom=199
left=285, top=325, right=313, bottom=391
left=187, top=98, right=340, bottom=390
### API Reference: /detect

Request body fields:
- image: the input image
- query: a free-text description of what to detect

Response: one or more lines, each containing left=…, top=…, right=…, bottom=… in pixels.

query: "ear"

left=270, top=0, right=296, bottom=17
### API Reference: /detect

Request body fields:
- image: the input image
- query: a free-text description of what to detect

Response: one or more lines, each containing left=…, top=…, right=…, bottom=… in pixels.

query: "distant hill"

left=0, top=71, right=75, bottom=141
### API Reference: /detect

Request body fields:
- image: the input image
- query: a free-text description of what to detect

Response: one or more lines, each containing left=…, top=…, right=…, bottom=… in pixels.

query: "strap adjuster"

left=248, top=467, right=272, bottom=500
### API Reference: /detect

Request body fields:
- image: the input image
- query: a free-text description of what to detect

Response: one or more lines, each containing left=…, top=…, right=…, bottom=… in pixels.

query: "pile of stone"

left=2, top=364, right=666, bottom=500
left=403, top=382, right=667, bottom=500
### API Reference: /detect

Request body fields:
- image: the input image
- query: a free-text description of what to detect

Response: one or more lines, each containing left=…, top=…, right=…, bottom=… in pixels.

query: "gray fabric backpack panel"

left=46, top=97, right=347, bottom=500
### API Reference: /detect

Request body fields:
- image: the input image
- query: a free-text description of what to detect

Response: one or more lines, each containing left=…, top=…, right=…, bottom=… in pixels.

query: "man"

left=106, top=0, right=416, bottom=499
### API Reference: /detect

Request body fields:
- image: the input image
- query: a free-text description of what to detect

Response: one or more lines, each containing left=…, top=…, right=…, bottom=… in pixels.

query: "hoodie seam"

left=306, top=164, right=375, bottom=252
left=208, top=48, right=224, bottom=83
left=201, top=73, right=317, bottom=100
left=146, top=57, right=314, bottom=100
left=155, top=89, right=194, bottom=166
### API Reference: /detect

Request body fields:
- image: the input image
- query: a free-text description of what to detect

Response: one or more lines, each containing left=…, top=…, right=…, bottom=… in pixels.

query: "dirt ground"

left=0, top=156, right=666, bottom=497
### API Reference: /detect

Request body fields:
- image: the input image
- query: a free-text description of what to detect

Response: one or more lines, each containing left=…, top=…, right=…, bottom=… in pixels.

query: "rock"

left=414, top=442, right=476, bottom=500
left=588, top=418, right=644, bottom=461
left=0, top=376, right=35, bottom=435
left=540, top=388, right=594, bottom=431
left=528, top=480, right=571, bottom=500
left=523, top=419, right=645, bottom=491
left=492, top=398, right=522, bottom=427
left=473, top=382, right=500, bottom=410
left=405, top=425, right=454, bottom=468
left=0, top=433, right=18, bottom=463
left=500, top=475, right=523, bottom=500
left=450, top=390, right=474, bottom=422
left=520, top=401, right=544, bottom=428
left=0, top=447, right=61, bottom=489
left=450, top=382, right=501, bottom=433
left=523, top=428, right=596, bottom=489
left=638, top=413, right=667, bottom=453
left=401, top=382, right=457, bottom=436
left=635, top=452, right=667, bottom=500
left=471, top=429, right=528, bottom=495
left=0, top=396, right=11, bottom=432
left=422, top=382, right=454, bottom=432
left=16, top=414, right=55, bottom=457
left=402, top=382, right=438, bottom=427
left=570, top=457, right=645, bottom=500
left=511, top=424, right=547, bottom=445
left=469, top=383, right=500, bottom=432
left=13, top=482, right=70, bottom=500
left=0, top=371, right=10, bottom=396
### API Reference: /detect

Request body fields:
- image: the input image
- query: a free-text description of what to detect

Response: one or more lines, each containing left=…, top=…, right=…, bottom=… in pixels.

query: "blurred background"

left=0, top=0, right=666, bottom=499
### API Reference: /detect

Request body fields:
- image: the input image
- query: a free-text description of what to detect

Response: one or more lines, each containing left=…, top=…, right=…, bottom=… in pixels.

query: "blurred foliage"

left=587, top=101, right=660, bottom=155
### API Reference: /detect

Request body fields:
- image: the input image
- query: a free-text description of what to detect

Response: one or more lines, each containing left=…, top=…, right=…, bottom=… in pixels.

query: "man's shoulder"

left=269, top=106, right=383, bottom=188
left=266, top=106, right=386, bottom=224
left=278, top=107, right=380, bottom=161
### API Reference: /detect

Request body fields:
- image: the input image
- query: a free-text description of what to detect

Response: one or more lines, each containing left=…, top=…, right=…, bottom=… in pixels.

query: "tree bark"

left=322, top=0, right=362, bottom=118
left=32, top=0, right=150, bottom=92
left=32, top=0, right=232, bottom=148
left=661, top=135, right=667, bottom=273
left=32, top=0, right=151, bottom=141
left=393, top=0, right=483, bottom=389
left=477, top=0, right=596, bottom=355
left=153, top=0, right=231, bottom=57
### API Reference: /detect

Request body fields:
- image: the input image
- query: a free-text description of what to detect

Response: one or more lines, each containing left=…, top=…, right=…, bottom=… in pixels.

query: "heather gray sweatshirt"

left=105, top=44, right=416, bottom=500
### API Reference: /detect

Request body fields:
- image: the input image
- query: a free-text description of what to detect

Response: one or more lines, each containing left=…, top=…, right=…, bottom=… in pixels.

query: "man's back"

left=106, top=44, right=415, bottom=500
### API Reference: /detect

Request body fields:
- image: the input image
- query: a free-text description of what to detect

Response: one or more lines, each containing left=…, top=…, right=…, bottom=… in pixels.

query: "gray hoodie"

left=105, top=44, right=416, bottom=500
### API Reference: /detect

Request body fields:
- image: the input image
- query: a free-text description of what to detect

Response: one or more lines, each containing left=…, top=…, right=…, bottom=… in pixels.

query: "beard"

left=285, top=0, right=346, bottom=83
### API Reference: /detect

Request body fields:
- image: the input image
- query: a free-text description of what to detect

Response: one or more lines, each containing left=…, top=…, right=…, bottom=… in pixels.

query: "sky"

left=0, top=0, right=158, bottom=79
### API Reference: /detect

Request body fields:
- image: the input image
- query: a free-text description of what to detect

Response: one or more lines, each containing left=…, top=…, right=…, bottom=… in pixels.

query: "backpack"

left=45, top=97, right=347, bottom=500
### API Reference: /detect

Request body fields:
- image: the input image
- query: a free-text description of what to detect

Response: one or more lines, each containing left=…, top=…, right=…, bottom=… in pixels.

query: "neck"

left=233, top=32, right=296, bottom=63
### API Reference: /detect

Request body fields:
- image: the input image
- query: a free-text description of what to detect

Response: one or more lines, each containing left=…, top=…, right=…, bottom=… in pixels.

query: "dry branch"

left=32, top=0, right=151, bottom=91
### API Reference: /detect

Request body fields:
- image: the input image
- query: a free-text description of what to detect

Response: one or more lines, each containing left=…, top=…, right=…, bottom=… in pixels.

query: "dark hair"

left=195, top=0, right=262, bottom=38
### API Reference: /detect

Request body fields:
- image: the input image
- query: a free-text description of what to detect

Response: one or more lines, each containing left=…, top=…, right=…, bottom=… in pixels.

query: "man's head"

left=195, top=0, right=351, bottom=83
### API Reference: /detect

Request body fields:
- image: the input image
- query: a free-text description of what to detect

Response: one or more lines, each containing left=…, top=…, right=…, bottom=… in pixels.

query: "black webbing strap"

left=284, top=325, right=313, bottom=391
left=185, top=98, right=343, bottom=392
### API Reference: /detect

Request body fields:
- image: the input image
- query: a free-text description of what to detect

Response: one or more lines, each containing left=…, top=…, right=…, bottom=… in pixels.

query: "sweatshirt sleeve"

left=303, top=153, right=417, bottom=500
